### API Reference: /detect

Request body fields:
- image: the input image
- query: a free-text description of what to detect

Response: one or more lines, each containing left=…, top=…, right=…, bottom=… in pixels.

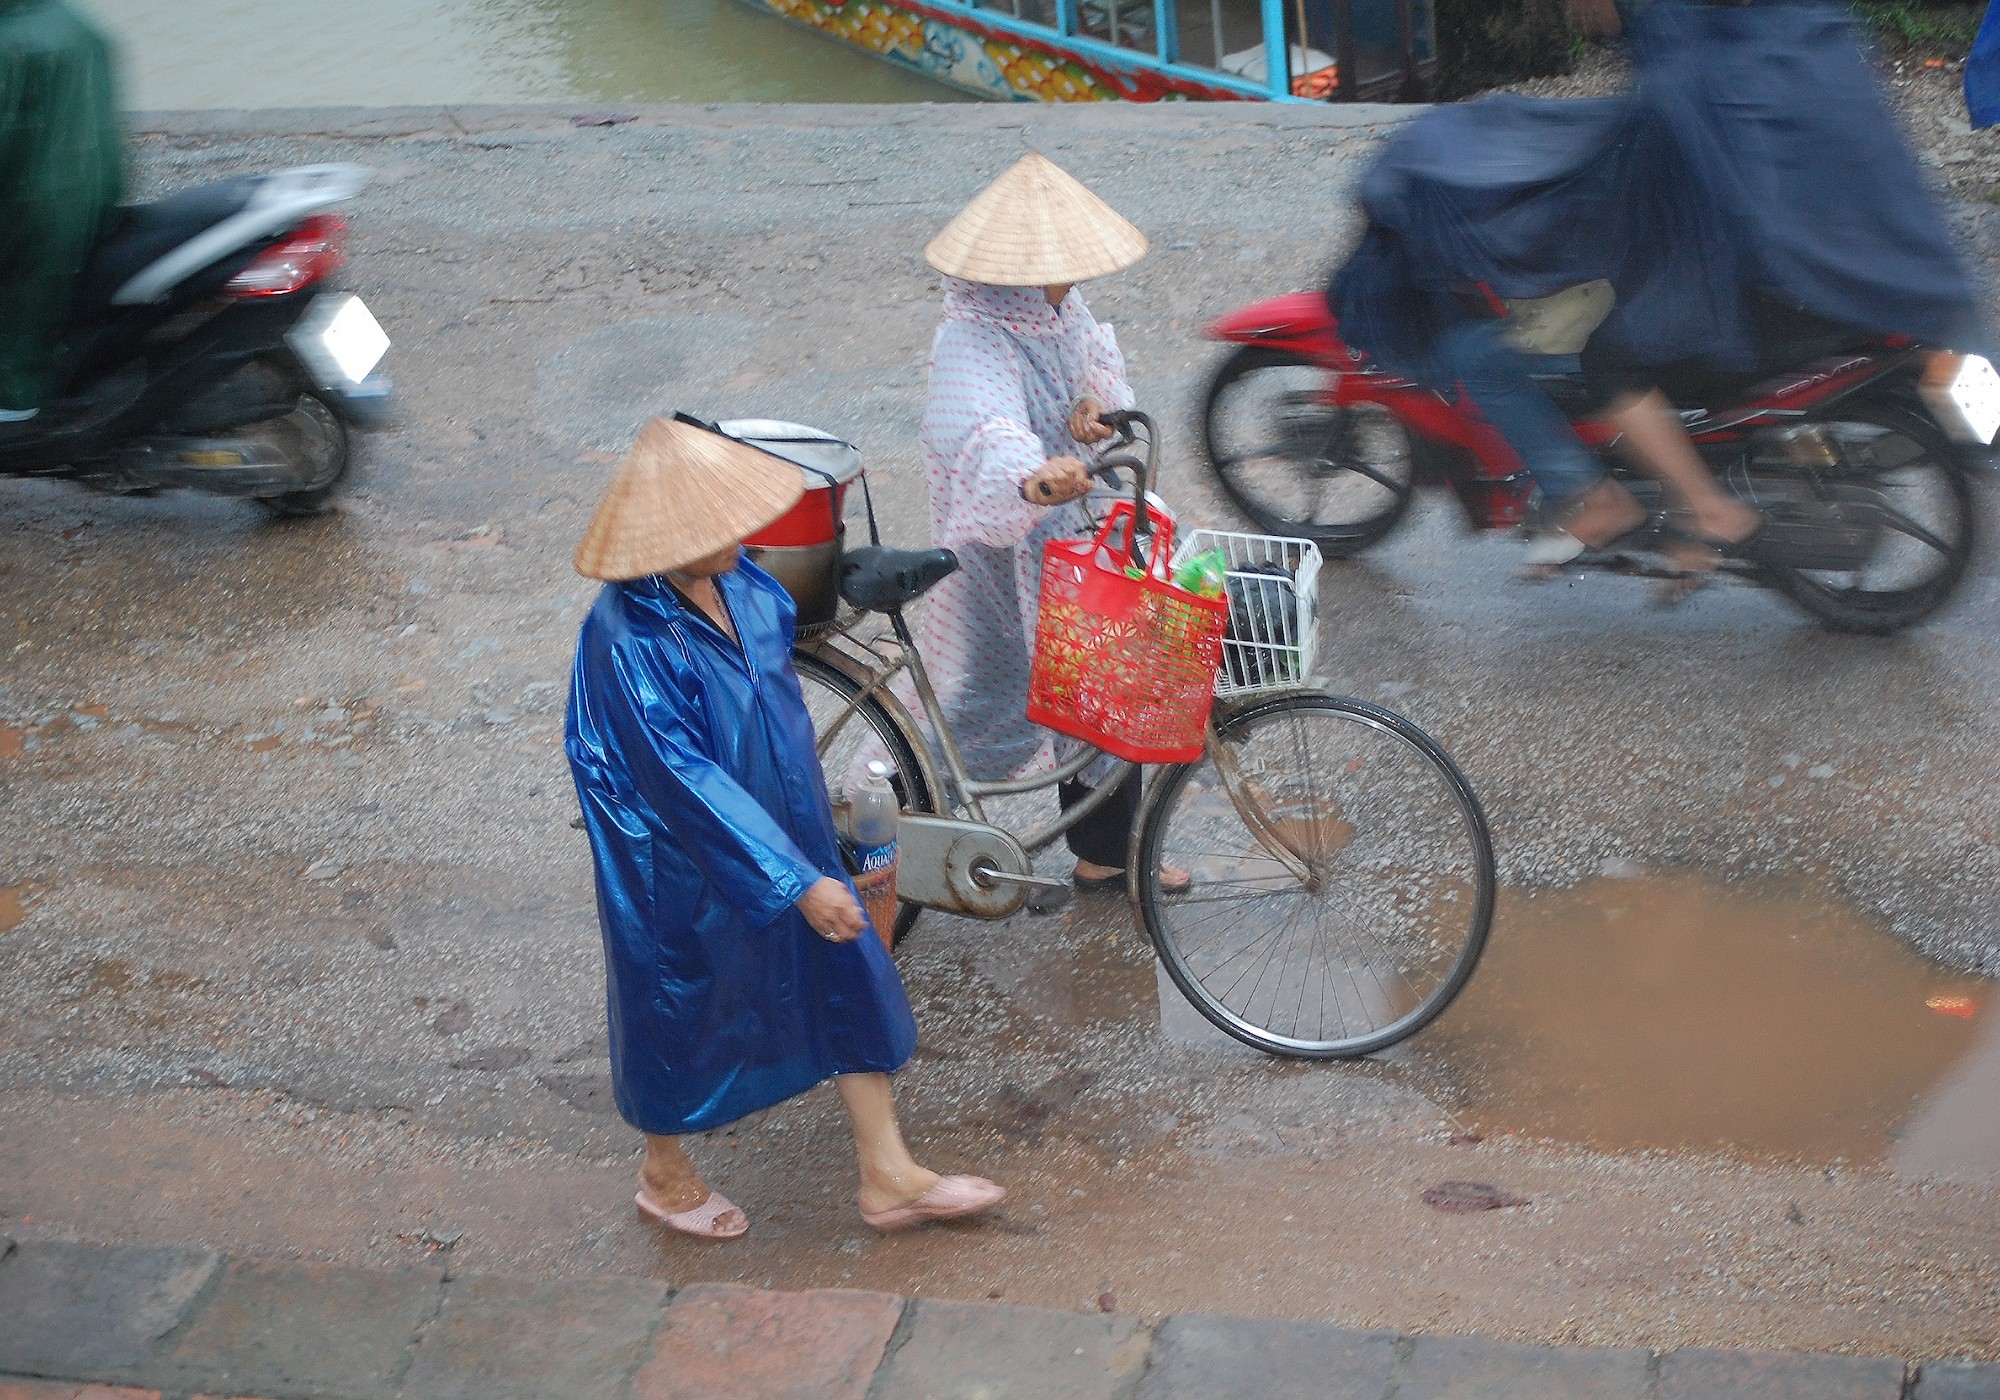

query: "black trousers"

left=1058, top=768, right=1142, bottom=869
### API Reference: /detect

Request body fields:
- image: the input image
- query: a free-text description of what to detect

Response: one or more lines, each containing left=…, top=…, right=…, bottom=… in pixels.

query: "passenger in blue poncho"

left=565, top=417, right=1005, bottom=1240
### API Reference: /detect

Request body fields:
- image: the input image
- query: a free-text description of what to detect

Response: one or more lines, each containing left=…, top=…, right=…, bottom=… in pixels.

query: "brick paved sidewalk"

left=1, top=1237, right=1993, bottom=1400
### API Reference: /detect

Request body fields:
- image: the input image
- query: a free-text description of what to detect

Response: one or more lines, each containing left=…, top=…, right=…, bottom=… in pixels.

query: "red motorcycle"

left=1198, top=291, right=1985, bottom=633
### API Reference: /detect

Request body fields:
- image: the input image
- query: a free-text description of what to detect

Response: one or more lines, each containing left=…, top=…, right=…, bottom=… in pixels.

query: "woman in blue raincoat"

left=565, top=416, right=1005, bottom=1239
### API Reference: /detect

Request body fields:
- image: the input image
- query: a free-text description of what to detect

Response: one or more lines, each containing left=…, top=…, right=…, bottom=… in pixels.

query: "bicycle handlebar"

left=1089, top=410, right=1159, bottom=565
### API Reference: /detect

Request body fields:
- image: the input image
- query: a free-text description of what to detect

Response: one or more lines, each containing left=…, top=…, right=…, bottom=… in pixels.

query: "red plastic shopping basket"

left=1027, top=502, right=1228, bottom=765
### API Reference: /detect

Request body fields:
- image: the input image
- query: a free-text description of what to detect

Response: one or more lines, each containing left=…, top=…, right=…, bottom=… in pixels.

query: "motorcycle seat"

left=71, top=177, right=262, bottom=324
left=839, top=546, right=959, bottom=613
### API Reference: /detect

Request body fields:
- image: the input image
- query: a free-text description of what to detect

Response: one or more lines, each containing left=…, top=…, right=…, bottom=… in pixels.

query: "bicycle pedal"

left=1025, top=882, right=1074, bottom=916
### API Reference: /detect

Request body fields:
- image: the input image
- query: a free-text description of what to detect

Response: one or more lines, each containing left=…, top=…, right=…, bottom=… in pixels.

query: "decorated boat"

left=743, top=0, right=1435, bottom=102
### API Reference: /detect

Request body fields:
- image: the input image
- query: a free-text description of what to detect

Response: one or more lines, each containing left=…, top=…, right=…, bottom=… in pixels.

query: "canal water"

left=80, top=0, right=970, bottom=108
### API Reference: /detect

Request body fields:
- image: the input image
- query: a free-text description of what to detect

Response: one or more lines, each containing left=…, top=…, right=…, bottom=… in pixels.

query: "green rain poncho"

left=0, top=0, right=121, bottom=414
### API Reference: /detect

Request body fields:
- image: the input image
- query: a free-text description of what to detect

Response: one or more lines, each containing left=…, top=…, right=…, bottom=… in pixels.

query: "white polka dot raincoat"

left=913, top=277, right=1135, bottom=783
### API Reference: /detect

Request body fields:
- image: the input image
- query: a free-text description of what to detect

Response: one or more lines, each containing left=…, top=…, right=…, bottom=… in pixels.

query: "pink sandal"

left=860, top=1175, right=1007, bottom=1232
left=636, top=1187, right=749, bottom=1240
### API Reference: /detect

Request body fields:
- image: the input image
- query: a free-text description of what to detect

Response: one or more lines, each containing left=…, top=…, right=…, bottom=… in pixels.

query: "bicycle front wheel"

left=1136, top=694, right=1494, bottom=1058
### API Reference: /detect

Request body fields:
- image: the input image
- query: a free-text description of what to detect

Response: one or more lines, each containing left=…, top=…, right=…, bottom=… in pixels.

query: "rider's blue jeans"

left=1431, top=319, right=1605, bottom=509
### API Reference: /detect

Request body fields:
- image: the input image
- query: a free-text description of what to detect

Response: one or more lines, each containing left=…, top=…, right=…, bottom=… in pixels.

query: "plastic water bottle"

left=849, top=761, right=900, bottom=948
left=850, top=761, right=899, bottom=875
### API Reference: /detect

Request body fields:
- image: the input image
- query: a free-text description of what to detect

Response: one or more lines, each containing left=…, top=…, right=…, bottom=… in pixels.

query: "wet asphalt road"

left=1, top=104, right=1997, bottom=1355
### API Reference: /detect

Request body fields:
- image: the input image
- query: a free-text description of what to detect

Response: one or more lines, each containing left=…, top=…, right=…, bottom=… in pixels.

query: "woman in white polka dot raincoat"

left=913, top=153, right=1189, bottom=895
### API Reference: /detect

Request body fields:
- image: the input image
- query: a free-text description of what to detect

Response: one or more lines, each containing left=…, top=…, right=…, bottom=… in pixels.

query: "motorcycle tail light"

left=223, top=214, right=348, bottom=297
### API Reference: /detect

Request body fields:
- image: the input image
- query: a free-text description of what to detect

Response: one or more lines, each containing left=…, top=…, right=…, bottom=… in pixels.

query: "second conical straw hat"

left=573, top=417, right=804, bottom=581
left=925, top=152, right=1148, bottom=287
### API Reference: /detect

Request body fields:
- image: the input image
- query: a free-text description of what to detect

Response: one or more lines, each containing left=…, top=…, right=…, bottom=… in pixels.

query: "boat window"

left=1184, top=0, right=1275, bottom=76
left=973, top=0, right=1062, bottom=31
left=959, top=0, right=1434, bottom=100
left=1072, top=0, right=1155, bottom=52
left=1229, top=0, right=1434, bottom=100
left=1343, top=0, right=1432, bottom=96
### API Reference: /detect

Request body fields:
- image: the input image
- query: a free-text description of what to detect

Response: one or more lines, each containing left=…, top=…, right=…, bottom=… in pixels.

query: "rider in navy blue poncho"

left=564, top=416, right=1004, bottom=1241
left=1332, top=0, right=1981, bottom=387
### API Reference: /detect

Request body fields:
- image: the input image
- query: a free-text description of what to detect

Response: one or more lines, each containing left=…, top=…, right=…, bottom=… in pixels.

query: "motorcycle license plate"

left=289, top=293, right=390, bottom=388
left=1922, top=353, right=2000, bottom=445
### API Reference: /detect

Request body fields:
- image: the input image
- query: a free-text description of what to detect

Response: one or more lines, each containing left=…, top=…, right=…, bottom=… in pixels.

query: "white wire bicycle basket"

left=1170, top=529, right=1323, bottom=699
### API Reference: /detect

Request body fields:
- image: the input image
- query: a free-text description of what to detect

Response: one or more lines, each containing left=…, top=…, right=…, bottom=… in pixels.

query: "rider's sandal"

left=1519, top=515, right=1666, bottom=582
left=636, top=1187, right=750, bottom=1240
left=1516, top=529, right=1586, bottom=581
left=860, top=1175, right=1007, bottom=1232
left=1682, top=519, right=1768, bottom=562
left=1075, top=866, right=1192, bottom=894
left=1520, top=529, right=1589, bottom=569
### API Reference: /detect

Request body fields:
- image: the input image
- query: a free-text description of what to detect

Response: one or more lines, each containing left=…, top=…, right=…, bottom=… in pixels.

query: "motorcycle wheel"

left=1762, top=396, right=1976, bottom=634
left=1200, top=346, right=1416, bottom=557
left=254, top=390, right=351, bottom=517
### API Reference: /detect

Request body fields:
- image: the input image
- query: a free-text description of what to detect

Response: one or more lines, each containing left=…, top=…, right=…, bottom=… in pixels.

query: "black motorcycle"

left=0, top=164, right=390, bottom=515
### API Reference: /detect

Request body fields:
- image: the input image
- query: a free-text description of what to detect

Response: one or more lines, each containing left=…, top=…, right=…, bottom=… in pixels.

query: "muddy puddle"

left=965, top=868, right=1999, bottom=1180
left=1413, top=871, right=1995, bottom=1178
left=0, top=882, right=41, bottom=933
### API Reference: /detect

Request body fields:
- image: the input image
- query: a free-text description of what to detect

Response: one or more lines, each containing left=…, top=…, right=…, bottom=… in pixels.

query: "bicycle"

left=786, top=411, right=1495, bottom=1059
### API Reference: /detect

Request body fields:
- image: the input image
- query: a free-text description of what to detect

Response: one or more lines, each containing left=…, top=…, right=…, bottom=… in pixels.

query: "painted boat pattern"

left=751, top=0, right=1258, bottom=102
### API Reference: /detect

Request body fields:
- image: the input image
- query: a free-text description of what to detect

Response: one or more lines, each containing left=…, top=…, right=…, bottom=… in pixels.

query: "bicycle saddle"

left=839, top=546, right=959, bottom=613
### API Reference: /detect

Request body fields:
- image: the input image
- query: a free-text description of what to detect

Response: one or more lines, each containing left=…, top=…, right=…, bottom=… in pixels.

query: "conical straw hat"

left=573, top=417, right=805, bottom=581
left=925, top=152, right=1148, bottom=287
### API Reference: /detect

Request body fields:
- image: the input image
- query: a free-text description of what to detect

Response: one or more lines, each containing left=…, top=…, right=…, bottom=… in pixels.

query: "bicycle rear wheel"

left=1135, top=693, right=1493, bottom=1058
left=793, top=650, right=935, bottom=947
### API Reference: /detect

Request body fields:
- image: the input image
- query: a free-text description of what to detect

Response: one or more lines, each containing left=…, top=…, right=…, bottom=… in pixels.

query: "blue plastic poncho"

left=1331, top=0, right=1981, bottom=383
left=564, top=560, right=917, bottom=1136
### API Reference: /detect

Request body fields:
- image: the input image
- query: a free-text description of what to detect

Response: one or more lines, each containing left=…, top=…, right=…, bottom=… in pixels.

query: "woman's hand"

left=798, top=876, right=868, bottom=943
left=1069, top=396, right=1115, bottom=445
left=1020, top=455, right=1093, bottom=506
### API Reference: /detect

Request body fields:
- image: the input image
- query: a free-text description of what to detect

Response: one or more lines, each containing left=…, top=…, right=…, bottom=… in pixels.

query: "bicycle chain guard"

left=894, top=815, right=1036, bottom=919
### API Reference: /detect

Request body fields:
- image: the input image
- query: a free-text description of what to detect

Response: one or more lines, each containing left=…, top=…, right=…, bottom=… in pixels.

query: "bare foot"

left=641, top=1135, right=727, bottom=1218
left=1562, top=478, right=1647, bottom=550
left=1664, top=505, right=1755, bottom=576
left=860, top=1173, right=1008, bottom=1231
left=1686, top=495, right=1761, bottom=550
left=640, top=1169, right=712, bottom=1211
left=857, top=1165, right=943, bottom=1218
